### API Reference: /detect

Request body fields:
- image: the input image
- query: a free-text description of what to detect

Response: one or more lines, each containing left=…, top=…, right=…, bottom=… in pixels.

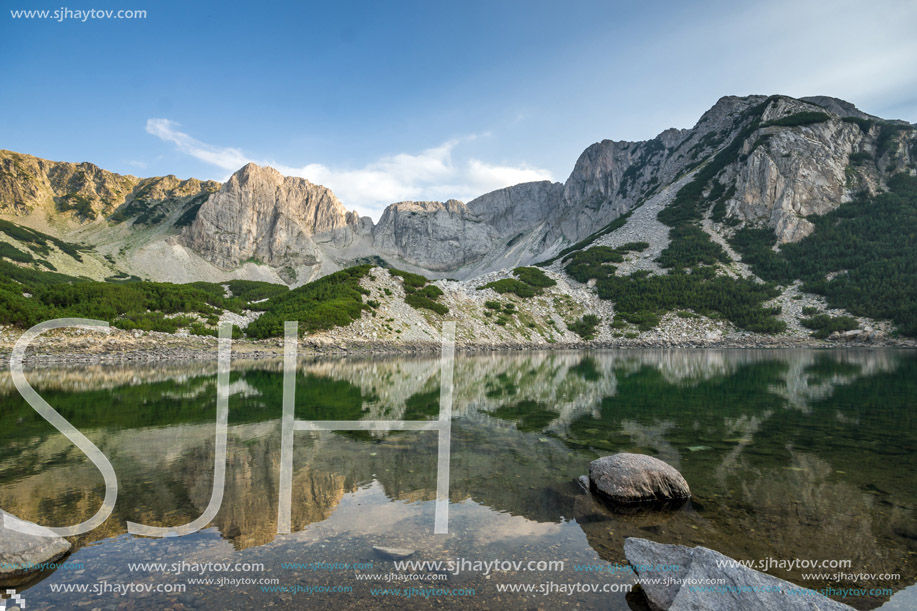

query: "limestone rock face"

left=624, top=537, right=855, bottom=610
left=368, top=181, right=567, bottom=274
left=555, top=140, right=642, bottom=240
left=589, top=453, right=691, bottom=503
left=713, top=96, right=915, bottom=242
left=727, top=98, right=863, bottom=242
left=183, top=163, right=362, bottom=269
left=372, top=199, right=499, bottom=271
left=466, top=180, right=563, bottom=237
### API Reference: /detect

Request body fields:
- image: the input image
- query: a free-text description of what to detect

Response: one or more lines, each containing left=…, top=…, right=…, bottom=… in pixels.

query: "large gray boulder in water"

left=0, top=511, right=71, bottom=586
left=589, top=453, right=691, bottom=504
left=624, top=538, right=855, bottom=610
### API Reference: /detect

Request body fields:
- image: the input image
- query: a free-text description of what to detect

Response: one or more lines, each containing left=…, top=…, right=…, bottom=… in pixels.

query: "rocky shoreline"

left=1, top=329, right=914, bottom=366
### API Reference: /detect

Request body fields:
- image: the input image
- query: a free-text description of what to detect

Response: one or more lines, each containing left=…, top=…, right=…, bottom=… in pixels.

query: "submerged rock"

left=372, top=546, right=416, bottom=560
left=589, top=453, right=691, bottom=504
left=624, top=538, right=855, bottom=610
left=0, top=511, right=71, bottom=586
left=574, top=489, right=686, bottom=528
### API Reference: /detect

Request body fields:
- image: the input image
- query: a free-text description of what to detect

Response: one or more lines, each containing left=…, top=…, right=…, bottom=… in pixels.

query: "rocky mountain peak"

left=694, top=95, right=768, bottom=129
left=229, top=162, right=284, bottom=185
left=656, top=128, right=689, bottom=148
left=175, top=93, right=914, bottom=280
left=800, top=96, right=876, bottom=120
left=182, top=162, right=361, bottom=270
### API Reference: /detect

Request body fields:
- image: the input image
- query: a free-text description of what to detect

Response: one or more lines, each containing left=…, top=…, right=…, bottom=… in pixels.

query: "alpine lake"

left=1, top=349, right=915, bottom=610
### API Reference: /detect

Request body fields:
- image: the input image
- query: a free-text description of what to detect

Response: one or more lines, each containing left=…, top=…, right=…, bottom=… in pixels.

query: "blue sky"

left=2, top=0, right=916, bottom=219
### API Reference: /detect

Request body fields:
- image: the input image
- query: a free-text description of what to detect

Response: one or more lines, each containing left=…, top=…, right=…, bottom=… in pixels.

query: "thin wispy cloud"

left=146, top=119, right=249, bottom=171
left=145, top=119, right=552, bottom=219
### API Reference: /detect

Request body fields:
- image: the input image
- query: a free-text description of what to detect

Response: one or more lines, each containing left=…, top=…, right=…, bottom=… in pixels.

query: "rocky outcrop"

left=0, top=149, right=217, bottom=220
left=466, top=180, right=563, bottom=236
left=183, top=163, right=364, bottom=269
left=372, top=180, right=569, bottom=273
left=0, top=511, right=71, bottom=586
left=711, top=96, right=916, bottom=242
left=589, top=453, right=691, bottom=504
left=372, top=199, right=499, bottom=270
left=624, top=537, right=855, bottom=610
left=801, top=95, right=878, bottom=121
left=558, top=140, right=647, bottom=238
left=723, top=98, right=864, bottom=241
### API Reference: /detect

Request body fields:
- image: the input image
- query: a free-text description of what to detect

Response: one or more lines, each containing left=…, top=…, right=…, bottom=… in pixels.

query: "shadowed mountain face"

left=2, top=95, right=914, bottom=284
left=1, top=350, right=914, bottom=608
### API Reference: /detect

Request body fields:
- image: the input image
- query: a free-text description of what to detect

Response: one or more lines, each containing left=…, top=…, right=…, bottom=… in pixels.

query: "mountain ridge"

left=1, top=93, right=915, bottom=347
left=3, top=93, right=914, bottom=286
left=0, top=91, right=917, bottom=358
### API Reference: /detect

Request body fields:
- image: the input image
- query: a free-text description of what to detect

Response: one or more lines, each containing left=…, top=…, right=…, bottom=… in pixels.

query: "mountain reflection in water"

left=0, top=349, right=914, bottom=610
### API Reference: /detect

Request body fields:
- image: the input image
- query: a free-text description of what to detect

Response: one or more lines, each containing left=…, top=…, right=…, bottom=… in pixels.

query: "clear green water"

left=0, top=349, right=914, bottom=610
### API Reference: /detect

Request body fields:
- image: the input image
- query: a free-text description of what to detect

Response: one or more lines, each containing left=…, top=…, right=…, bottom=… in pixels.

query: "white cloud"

left=146, top=118, right=250, bottom=172
left=466, top=159, right=553, bottom=194
left=146, top=119, right=553, bottom=219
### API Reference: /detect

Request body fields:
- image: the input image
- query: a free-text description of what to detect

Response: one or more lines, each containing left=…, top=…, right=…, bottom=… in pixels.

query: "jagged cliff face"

left=547, top=95, right=768, bottom=243
left=541, top=94, right=915, bottom=246
left=0, top=149, right=217, bottom=221
left=362, top=93, right=915, bottom=274
left=183, top=163, right=363, bottom=270
left=725, top=98, right=913, bottom=242
left=371, top=199, right=500, bottom=271
left=1, top=94, right=914, bottom=283
left=733, top=102, right=861, bottom=241
left=179, top=99, right=779, bottom=276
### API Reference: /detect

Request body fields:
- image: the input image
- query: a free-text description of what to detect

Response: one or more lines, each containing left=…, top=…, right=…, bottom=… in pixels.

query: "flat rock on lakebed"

left=624, top=537, right=855, bottom=610
left=0, top=511, right=71, bottom=586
